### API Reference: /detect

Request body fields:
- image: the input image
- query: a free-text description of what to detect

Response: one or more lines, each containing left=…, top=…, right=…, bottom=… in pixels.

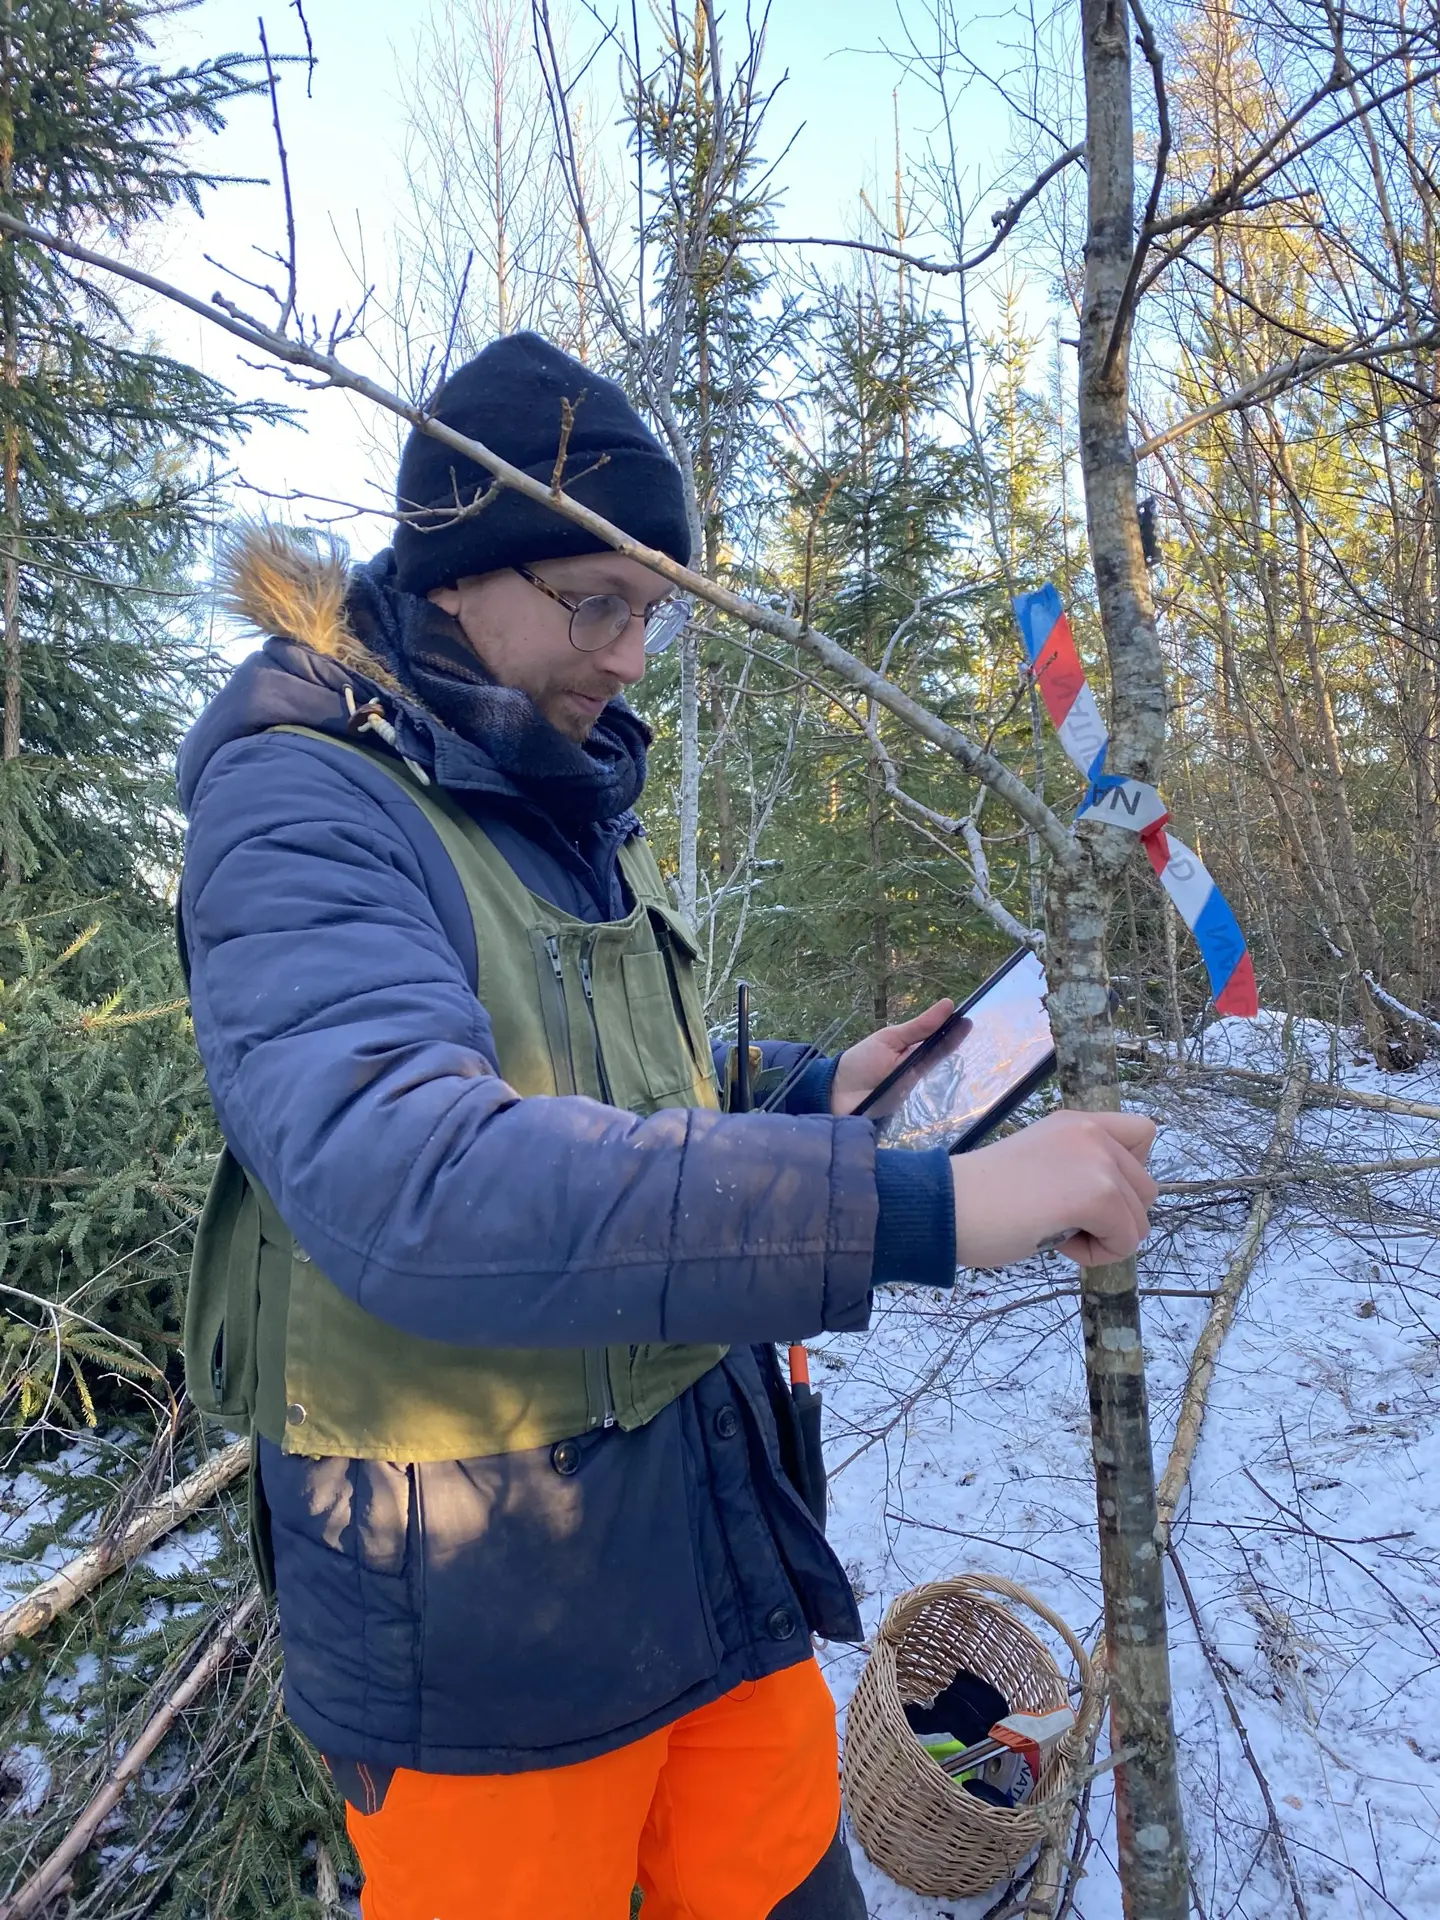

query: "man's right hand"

left=949, top=1109, right=1159, bottom=1270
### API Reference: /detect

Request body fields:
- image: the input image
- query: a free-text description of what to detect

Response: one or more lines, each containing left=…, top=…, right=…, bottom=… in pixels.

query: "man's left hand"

left=830, top=1000, right=955, bottom=1116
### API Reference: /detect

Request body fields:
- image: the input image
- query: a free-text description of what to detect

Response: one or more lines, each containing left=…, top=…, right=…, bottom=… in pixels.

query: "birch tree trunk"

left=677, top=625, right=701, bottom=923
left=1054, top=3, right=1190, bottom=1913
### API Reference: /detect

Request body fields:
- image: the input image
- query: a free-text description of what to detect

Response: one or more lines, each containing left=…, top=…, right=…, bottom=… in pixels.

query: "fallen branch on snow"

left=1156, top=1056, right=1311, bottom=1547
left=1156, top=1151, right=1440, bottom=1194
left=1362, top=972, right=1440, bottom=1047
left=1146, top=1056, right=1440, bottom=1125
left=0, top=1591, right=262, bottom=1920
left=0, top=1438, right=249, bottom=1656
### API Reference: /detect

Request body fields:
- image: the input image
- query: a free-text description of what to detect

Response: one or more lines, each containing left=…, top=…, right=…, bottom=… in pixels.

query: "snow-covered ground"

left=825, top=1016, right=1440, bottom=1917
left=2, top=1015, right=1435, bottom=1915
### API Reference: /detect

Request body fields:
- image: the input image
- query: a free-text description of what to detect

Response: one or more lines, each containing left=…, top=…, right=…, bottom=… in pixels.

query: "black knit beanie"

left=392, top=333, right=692, bottom=596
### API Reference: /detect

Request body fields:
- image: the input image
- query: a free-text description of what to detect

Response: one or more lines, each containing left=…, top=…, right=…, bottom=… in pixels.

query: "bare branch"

left=0, top=206, right=1076, bottom=860
left=1168, top=1546, right=1310, bottom=1920
left=257, top=18, right=298, bottom=336
left=864, top=717, right=1046, bottom=948
left=0, top=1441, right=249, bottom=1655
left=290, top=0, right=317, bottom=96
left=1135, top=324, right=1440, bottom=459
left=1100, top=0, right=1171, bottom=376
left=1156, top=1055, right=1310, bottom=1546
left=1146, top=56, right=1440, bottom=252
left=0, top=1592, right=264, bottom=1920
left=761, top=141, right=1084, bottom=279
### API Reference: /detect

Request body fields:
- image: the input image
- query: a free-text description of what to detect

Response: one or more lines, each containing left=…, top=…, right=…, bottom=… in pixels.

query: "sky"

left=129, top=0, right=1020, bottom=559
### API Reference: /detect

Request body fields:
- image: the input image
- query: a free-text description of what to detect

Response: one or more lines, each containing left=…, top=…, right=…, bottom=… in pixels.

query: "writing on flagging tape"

left=1013, top=585, right=1258, bottom=1018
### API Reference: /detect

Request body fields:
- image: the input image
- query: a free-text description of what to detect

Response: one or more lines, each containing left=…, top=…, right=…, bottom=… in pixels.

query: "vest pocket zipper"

left=584, top=1347, right=617, bottom=1428
left=578, top=940, right=615, bottom=1105
left=536, top=933, right=578, bottom=1096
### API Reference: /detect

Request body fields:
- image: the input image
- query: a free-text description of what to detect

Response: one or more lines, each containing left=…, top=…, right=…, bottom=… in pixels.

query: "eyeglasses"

left=515, top=565, right=692, bottom=656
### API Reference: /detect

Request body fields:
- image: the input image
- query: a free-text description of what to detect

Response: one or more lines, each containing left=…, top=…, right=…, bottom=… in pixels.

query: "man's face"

left=429, top=553, right=675, bottom=742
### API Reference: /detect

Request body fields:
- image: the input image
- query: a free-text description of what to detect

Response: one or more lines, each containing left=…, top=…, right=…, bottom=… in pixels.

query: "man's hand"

left=830, top=999, right=955, bottom=1116
left=949, top=1109, right=1159, bottom=1269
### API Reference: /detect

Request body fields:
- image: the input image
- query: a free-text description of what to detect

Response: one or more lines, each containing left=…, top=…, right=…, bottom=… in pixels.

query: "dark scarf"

left=345, top=550, right=650, bottom=829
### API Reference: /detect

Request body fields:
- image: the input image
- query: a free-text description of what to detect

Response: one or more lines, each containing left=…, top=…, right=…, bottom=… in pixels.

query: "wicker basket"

left=842, top=1574, right=1097, bottom=1900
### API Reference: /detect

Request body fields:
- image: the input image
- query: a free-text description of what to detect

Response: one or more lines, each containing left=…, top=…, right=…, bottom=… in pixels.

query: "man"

left=177, top=333, right=1156, bottom=1919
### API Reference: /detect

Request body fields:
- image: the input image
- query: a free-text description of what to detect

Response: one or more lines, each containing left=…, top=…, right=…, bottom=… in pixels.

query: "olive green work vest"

left=183, top=727, right=727, bottom=1463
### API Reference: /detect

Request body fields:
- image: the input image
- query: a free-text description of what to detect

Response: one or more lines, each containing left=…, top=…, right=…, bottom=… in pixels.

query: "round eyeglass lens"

left=643, top=596, right=692, bottom=655
left=569, top=593, right=634, bottom=651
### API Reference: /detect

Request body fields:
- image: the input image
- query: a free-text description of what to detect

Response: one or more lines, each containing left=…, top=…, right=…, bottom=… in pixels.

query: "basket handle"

left=879, top=1572, right=1096, bottom=1711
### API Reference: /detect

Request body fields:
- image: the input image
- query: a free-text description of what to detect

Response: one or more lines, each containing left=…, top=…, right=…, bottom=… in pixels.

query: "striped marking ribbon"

left=1013, top=584, right=1258, bottom=1018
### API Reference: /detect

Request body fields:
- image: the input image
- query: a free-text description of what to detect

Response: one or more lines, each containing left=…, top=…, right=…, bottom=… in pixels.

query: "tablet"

left=853, top=949, right=1055, bottom=1154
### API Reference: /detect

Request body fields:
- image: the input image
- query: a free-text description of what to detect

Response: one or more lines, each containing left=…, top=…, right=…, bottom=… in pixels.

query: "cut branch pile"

left=0, top=1592, right=263, bottom=1920
left=0, top=1439, right=248, bottom=1657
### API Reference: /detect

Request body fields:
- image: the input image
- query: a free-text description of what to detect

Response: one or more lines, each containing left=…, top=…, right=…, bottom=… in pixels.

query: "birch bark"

left=1057, top=3, right=1191, bottom=1913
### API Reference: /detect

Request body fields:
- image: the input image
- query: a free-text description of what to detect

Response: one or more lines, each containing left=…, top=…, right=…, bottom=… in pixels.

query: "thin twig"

left=1101, top=0, right=1171, bottom=376
left=257, top=19, right=298, bottom=335
left=290, top=0, right=316, bottom=96
left=762, top=141, right=1084, bottom=278
left=1135, top=325, right=1440, bottom=458
left=1021, top=1638, right=1110, bottom=1918
left=1156, top=1152, right=1440, bottom=1193
left=1169, top=1545, right=1310, bottom=1920
left=1140, top=1053, right=1440, bottom=1123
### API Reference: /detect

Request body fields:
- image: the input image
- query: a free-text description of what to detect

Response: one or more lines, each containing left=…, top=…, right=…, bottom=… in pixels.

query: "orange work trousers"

left=344, top=1657, right=841, bottom=1920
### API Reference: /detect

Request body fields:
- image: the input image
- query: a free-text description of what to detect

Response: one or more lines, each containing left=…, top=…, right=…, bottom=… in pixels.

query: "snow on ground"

left=823, top=1017, right=1440, bottom=1918
left=0, top=1436, right=109, bottom=1608
left=1, top=1015, right=1435, bottom=1915
left=0, top=1429, right=172, bottom=1613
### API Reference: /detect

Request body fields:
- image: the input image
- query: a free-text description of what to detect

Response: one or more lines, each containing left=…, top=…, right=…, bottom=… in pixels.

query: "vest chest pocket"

left=643, top=903, right=721, bottom=1110
left=622, top=948, right=705, bottom=1106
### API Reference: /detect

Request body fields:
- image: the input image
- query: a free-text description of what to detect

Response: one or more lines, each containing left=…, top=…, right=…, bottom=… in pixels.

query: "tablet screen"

left=864, top=951, right=1054, bottom=1153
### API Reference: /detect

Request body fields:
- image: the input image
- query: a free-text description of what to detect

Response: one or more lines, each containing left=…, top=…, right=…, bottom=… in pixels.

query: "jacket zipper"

left=578, top=940, right=615, bottom=1104
left=542, top=936, right=578, bottom=1095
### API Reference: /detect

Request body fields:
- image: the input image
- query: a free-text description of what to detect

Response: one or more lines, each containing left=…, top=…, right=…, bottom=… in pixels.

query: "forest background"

left=2, top=0, right=1439, bottom=1914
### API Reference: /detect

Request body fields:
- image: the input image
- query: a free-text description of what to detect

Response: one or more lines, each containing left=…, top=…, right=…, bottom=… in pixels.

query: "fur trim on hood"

left=218, top=523, right=402, bottom=692
left=206, top=520, right=651, bottom=829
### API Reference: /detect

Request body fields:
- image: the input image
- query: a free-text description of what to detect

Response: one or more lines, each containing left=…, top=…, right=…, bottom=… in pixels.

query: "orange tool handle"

left=787, top=1343, right=811, bottom=1388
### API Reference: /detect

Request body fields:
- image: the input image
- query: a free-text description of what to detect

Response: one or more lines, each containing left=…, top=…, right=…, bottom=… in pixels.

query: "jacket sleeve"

left=182, top=734, right=951, bottom=1351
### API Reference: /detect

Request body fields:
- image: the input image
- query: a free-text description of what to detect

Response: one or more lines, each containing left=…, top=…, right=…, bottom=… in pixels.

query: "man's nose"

left=596, top=614, right=649, bottom=685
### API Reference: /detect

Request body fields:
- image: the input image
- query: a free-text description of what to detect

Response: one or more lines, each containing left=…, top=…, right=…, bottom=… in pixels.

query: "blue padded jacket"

left=176, top=534, right=955, bottom=1769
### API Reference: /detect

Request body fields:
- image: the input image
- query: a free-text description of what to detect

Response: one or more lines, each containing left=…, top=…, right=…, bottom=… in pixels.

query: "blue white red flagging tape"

left=1012, top=583, right=1259, bottom=1018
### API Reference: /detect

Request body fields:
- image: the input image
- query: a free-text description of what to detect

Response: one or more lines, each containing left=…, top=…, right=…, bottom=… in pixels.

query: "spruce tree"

left=740, top=277, right=988, bottom=1039
left=0, top=0, right=262, bottom=895
left=608, top=2, right=803, bottom=962
left=0, top=1, right=267, bottom=1431
left=0, top=19, right=349, bottom=1909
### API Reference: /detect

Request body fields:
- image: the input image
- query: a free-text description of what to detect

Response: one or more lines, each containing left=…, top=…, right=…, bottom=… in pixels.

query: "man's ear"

left=428, top=584, right=462, bottom=615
